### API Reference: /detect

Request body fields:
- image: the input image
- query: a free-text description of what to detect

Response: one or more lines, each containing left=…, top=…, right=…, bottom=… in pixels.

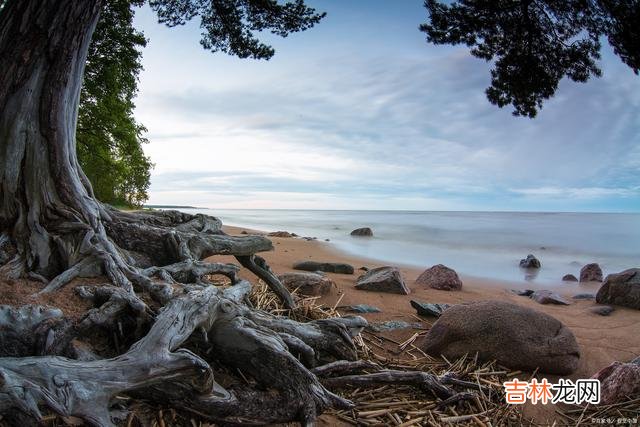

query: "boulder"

left=410, top=300, right=451, bottom=318
left=530, top=290, right=571, bottom=305
left=277, top=272, right=333, bottom=296
left=339, top=304, right=382, bottom=313
left=591, top=361, right=640, bottom=405
left=355, top=266, right=410, bottom=295
left=350, top=227, right=373, bottom=237
left=421, top=300, right=580, bottom=375
left=590, top=305, right=615, bottom=316
left=415, top=264, right=462, bottom=291
left=562, top=274, right=578, bottom=282
left=519, top=254, right=541, bottom=269
left=268, top=231, right=295, bottom=238
left=580, top=263, right=603, bottom=282
left=292, top=261, right=354, bottom=275
left=595, top=268, right=640, bottom=310
left=572, top=293, right=596, bottom=300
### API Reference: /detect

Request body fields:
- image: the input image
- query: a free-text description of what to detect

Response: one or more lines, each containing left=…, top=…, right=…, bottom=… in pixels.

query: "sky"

left=132, top=1, right=640, bottom=212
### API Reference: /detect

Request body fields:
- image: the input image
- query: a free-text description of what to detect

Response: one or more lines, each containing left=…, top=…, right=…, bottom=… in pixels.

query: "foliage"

left=77, top=0, right=152, bottom=208
left=421, top=0, right=640, bottom=117
left=149, top=0, right=326, bottom=59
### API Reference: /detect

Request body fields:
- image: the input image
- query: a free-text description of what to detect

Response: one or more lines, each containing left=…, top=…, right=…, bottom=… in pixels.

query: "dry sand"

left=220, top=225, right=640, bottom=424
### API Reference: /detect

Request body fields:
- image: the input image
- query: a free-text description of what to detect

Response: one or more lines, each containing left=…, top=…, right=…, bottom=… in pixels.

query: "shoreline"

left=219, top=224, right=640, bottom=423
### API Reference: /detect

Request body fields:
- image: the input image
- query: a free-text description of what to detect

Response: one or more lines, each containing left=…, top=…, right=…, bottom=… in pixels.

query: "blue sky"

left=132, top=1, right=640, bottom=212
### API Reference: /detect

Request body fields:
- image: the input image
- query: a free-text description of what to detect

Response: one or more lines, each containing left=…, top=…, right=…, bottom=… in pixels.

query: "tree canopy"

left=421, top=0, right=640, bottom=117
left=77, top=0, right=152, bottom=208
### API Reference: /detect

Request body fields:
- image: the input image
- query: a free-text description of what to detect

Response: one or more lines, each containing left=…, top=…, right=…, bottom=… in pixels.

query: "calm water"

left=179, top=209, right=639, bottom=285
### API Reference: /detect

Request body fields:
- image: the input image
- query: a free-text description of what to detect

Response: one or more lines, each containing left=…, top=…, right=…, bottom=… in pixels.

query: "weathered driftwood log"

left=0, top=282, right=368, bottom=425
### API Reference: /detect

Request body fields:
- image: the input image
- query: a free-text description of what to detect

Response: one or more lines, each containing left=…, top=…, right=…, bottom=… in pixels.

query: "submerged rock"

left=519, top=254, right=541, bottom=269
left=596, top=268, right=640, bottom=310
left=580, top=263, right=603, bottom=282
left=415, top=264, right=462, bottom=291
left=355, top=266, right=410, bottom=295
left=292, top=260, right=354, bottom=274
left=511, top=289, right=534, bottom=296
left=350, top=227, right=373, bottom=237
left=562, top=274, right=579, bottom=282
left=530, top=290, right=571, bottom=305
left=410, top=300, right=451, bottom=318
left=421, top=300, right=580, bottom=375
left=268, top=231, right=295, bottom=238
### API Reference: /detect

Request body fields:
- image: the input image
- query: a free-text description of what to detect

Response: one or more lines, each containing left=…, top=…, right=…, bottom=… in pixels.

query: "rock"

left=302, top=237, right=317, bottom=241
left=240, top=230, right=248, bottom=234
left=511, top=289, right=534, bottom=296
left=410, top=300, right=451, bottom=318
left=519, top=254, right=541, bottom=269
left=324, top=238, right=330, bottom=242
left=562, top=274, right=578, bottom=282
left=572, top=293, right=596, bottom=300
left=530, top=290, right=571, bottom=305
left=292, top=261, right=354, bottom=275
left=632, top=356, right=640, bottom=365
left=339, top=304, right=382, bottom=313
left=355, top=266, right=410, bottom=295
left=277, top=272, right=333, bottom=296
left=366, top=320, right=422, bottom=332
left=350, top=227, right=373, bottom=237
left=596, top=268, right=640, bottom=310
left=421, top=300, right=580, bottom=375
left=580, top=263, right=603, bottom=282
left=268, top=231, right=294, bottom=238
left=415, top=264, right=462, bottom=291
left=591, top=361, right=640, bottom=405
left=590, top=305, right=615, bottom=316
left=359, top=266, right=369, bottom=272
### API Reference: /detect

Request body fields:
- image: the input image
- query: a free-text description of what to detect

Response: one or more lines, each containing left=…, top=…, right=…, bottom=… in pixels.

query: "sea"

left=177, top=209, right=639, bottom=286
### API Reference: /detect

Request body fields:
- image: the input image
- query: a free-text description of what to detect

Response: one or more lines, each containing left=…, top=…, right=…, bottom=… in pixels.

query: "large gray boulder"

left=580, top=263, right=603, bottom=282
left=355, top=266, right=409, bottom=295
left=415, top=264, right=462, bottom=291
left=292, top=260, right=354, bottom=275
left=596, top=268, right=640, bottom=309
left=421, top=300, right=580, bottom=375
left=277, top=272, right=333, bottom=296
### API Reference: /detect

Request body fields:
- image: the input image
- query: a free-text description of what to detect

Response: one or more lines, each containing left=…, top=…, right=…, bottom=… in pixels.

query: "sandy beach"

left=218, top=225, right=640, bottom=424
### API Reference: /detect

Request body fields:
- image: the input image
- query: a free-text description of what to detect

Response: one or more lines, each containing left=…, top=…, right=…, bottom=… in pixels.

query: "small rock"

left=580, top=263, right=603, bottom=282
left=292, top=261, right=354, bottom=275
left=519, top=254, right=541, bottom=269
left=355, top=266, right=410, bottom=295
left=240, top=230, right=248, bottom=234
left=415, top=264, right=462, bottom=291
left=511, top=289, right=534, bottom=296
left=530, top=290, right=571, bottom=305
left=590, top=305, right=615, bottom=316
left=410, top=300, right=452, bottom=318
left=572, top=293, right=596, bottom=300
left=562, top=274, right=578, bottom=282
left=632, top=356, right=640, bottom=365
left=278, top=272, right=334, bottom=296
left=268, top=231, right=294, bottom=238
left=421, top=300, right=580, bottom=375
left=350, top=227, right=373, bottom=237
left=591, top=361, right=640, bottom=405
left=324, top=238, right=330, bottom=242
left=339, top=304, right=382, bottom=313
left=302, top=236, right=317, bottom=241
left=359, top=266, right=369, bottom=272
left=367, top=320, right=422, bottom=332
left=596, top=268, right=640, bottom=310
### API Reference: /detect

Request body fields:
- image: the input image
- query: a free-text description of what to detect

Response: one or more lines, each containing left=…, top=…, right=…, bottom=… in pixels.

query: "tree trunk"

left=0, top=0, right=104, bottom=279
